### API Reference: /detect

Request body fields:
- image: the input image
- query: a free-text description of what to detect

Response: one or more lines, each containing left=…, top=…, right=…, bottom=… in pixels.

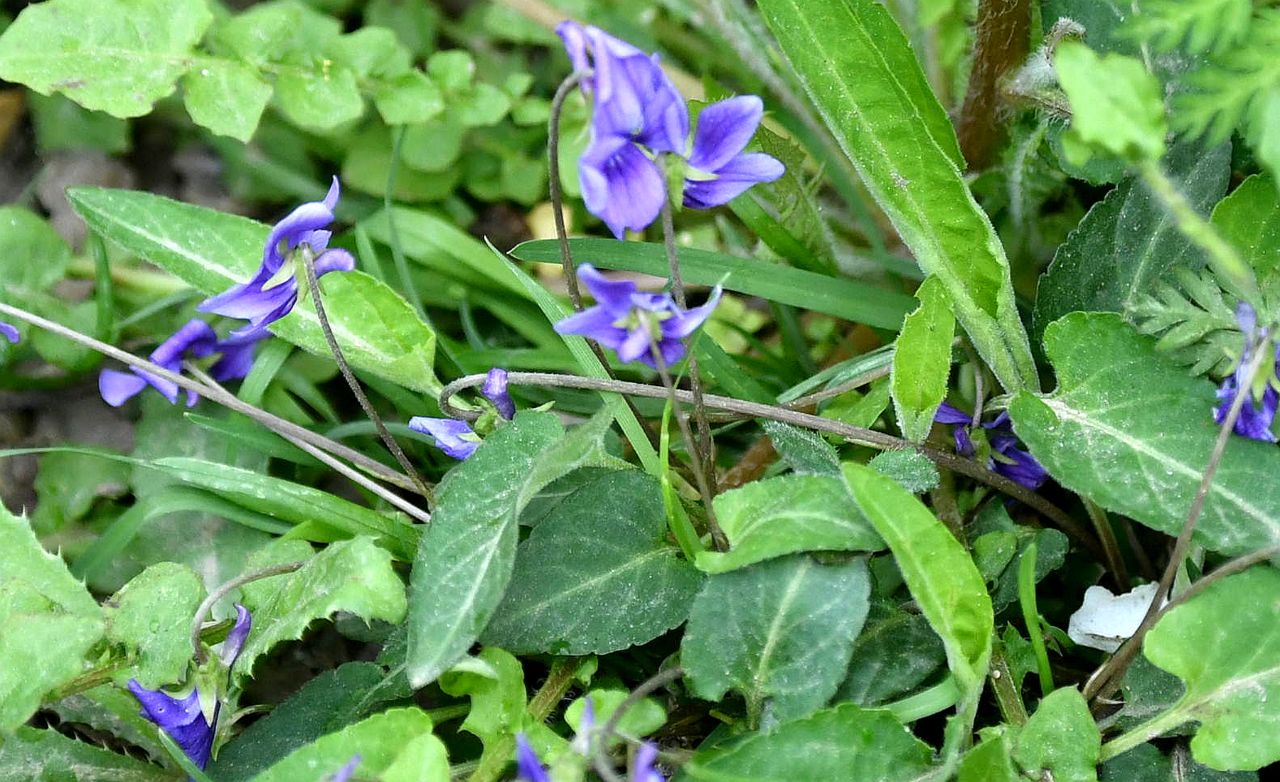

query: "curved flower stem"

left=1083, top=345, right=1270, bottom=703
left=299, top=246, right=434, bottom=502
left=188, top=365, right=432, bottom=526
left=439, top=371, right=1103, bottom=560
left=190, top=562, right=304, bottom=665
left=548, top=71, right=589, bottom=310
left=591, top=666, right=686, bottom=782
left=660, top=196, right=719, bottom=505
left=0, top=301, right=421, bottom=495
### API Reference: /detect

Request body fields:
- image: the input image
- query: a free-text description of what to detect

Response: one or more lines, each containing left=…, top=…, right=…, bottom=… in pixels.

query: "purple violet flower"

left=935, top=402, right=1048, bottom=490
left=129, top=604, right=251, bottom=772
left=99, top=321, right=262, bottom=408
left=558, top=21, right=688, bottom=238
left=199, top=177, right=354, bottom=339
left=1213, top=302, right=1278, bottom=442
left=483, top=368, right=516, bottom=420
left=683, top=96, right=784, bottom=209
left=0, top=320, right=18, bottom=343
left=554, top=264, right=720, bottom=369
left=633, top=743, right=667, bottom=782
left=331, top=755, right=362, bottom=782
left=515, top=733, right=551, bottom=782
left=408, top=417, right=480, bottom=460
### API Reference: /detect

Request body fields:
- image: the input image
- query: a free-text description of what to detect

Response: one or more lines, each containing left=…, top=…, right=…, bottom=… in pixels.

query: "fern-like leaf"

left=1174, top=10, right=1280, bottom=143
left=1126, top=0, right=1254, bottom=55
left=1131, top=267, right=1241, bottom=377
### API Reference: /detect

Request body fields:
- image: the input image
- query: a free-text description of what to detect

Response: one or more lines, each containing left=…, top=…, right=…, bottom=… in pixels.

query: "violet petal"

left=408, top=417, right=479, bottom=460
left=688, top=96, right=764, bottom=173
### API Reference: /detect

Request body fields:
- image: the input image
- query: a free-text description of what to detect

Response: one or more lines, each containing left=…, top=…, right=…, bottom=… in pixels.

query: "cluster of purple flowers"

left=935, top=402, right=1048, bottom=490
left=129, top=605, right=252, bottom=772
left=1213, top=302, right=1278, bottom=442
left=409, top=368, right=516, bottom=460
left=558, top=21, right=783, bottom=238
left=97, top=178, right=354, bottom=409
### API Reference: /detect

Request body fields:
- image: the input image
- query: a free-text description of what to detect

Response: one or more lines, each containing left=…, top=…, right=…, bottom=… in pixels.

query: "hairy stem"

left=299, top=246, right=433, bottom=502
left=957, top=0, right=1032, bottom=169
left=0, top=301, right=421, bottom=494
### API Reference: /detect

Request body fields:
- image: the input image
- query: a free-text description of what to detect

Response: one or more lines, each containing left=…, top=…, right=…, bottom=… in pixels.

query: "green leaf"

left=248, top=707, right=442, bottom=782
left=274, top=64, right=363, bottom=132
left=149, top=457, right=418, bottom=560
left=438, top=647, right=526, bottom=752
left=0, top=0, right=212, bottom=117
left=1131, top=568, right=1280, bottom=770
left=694, top=475, right=883, bottom=574
left=407, top=412, right=578, bottom=687
left=1015, top=688, right=1100, bottom=782
left=756, top=0, right=1038, bottom=392
left=31, top=449, right=128, bottom=536
left=0, top=727, right=173, bottom=782
left=1034, top=142, right=1231, bottom=338
left=209, top=662, right=397, bottom=782
left=0, top=206, right=72, bottom=292
left=567, top=690, right=666, bottom=742
left=681, top=555, right=871, bottom=724
left=1212, top=173, right=1280, bottom=280
left=512, top=238, right=915, bottom=331
left=103, top=563, right=205, bottom=688
left=867, top=449, right=941, bottom=494
left=27, top=92, right=129, bottom=153
left=959, top=729, right=1018, bottom=782
left=374, top=71, right=444, bottom=125
left=761, top=421, right=840, bottom=477
left=180, top=60, right=272, bottom=143
left=236, top=537, right=408, bottom=677
left=1010, top=313, right=1280, bottom=556
left=685, top=703, right=935, bottom=781
left=1100, top=743, right=1257, bottom=782
left=482, top=470, right=702, bottom=654
left=50, top=685, right=169, bottom=762
left=1055, top=41, right=1168, bottom=165
left=66, top=187, right=442, bottom=395
left=836, top=606, right=946, bottom=707
left=892, top=276, right=955, bottom=442
left=0, top=505, right=103, bottom=731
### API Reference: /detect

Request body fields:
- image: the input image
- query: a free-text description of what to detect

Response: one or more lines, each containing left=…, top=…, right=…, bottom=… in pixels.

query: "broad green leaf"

left=373, top=71, right=444, bottom=125
left=382, top=733, right=449, bottom=782
left=274, top=65, right=364, bottom=131
left=0, top=505, right=103, bottom=731
left=0, top=206, right=72, bottom=292
left=0, top=0, right=211, bottom=117
left=1010, top=313, right=1280, bottom=556
left=511, top=238, right=915, bottom=331
left=1014, top=688, right=1100, bottom=782
left=483, top=471, right=702, bottom=654
left=1212, top=173, right=1280, bottom=280
left=209, top=662, right=398, bottom=781
left=695, top=475, right=883, bottom=574
left=50, top=685, right=169, bottom=763
left=180, top=60, right=272, bottom=143
left=0, top=726, right=173, bottom=782
left=438, top=647, right=526, bottom=752
left=67, top=187, right=441, bottom=395
left=103, top=563, right=205, bottom=688
left=959, top=729, right=1018, bottom=782
left=248, top=707, right=441, bottom=782
left=757, top=0, right=1038, bottom=393
left=685, top=703, right=934, bottom=781
left=1131, top=568, right=1280, bottom=770
left=892, top=276, right=955, bottom=442
left=566, top=690, right=666, bottom=742
left=1055, top=42, right=1167, bottom=165
left=842, top=463, right=993, bottom=687
left=836, top=606, right=946, bottom=707
left=150, top=457, right=418, bottom=560
left=867, top=449, right=941, bottom=494
left=1034, top=142, right=1231, bottom=338
left=236, top=537, right=408, bottom=677
left=1099, top=743, right=1257, bottom=782
left=681, top=555, right=871, bottom=724
left=28, top=92, right=130, bottom=153
left=31, top=449, right=128, bottom=536
left=407, top=412, right=585, bottom=687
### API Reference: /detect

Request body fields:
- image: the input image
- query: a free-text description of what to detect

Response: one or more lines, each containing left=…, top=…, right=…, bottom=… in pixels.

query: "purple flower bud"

left=633, top=742, right=666, bottom=782
left=515, top=733, right=550, bottom=782
left=128, top=682, right=216, bottom=770
left=554, top=265, right=719, bottom=369
left=0, top=320, right=18, bottom=343
left=409, top=417, right=480, bottom=460
left=934, top=403, right=1048, bottom=490
left=221, top=603, right=252, bottom=668
left=199, top=177, right=354, bottom=339
left=1213, top=301, right=1279, bottom=442
left=684, top=96, right=784, bottom=209
left=331, top=755, right=362, bottom=782
left=99, top=319, right=219, bottom=408
left=483, top=368, right=516, bottom=420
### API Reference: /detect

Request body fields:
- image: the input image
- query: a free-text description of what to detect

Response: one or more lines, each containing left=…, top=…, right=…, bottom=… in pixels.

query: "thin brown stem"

left=1083, top=346, right=1269, bottom=702
left=1085, top=499, right=1129, bottom=589
left=299, top=246, right=433, bottom=501
left=0, top=301, right=421, bottom=494
left=191, top=562, right=304, bottom=665
left=438, top=372, right=1102, bottom=560
left=548, top=71, right=589, bottom=310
